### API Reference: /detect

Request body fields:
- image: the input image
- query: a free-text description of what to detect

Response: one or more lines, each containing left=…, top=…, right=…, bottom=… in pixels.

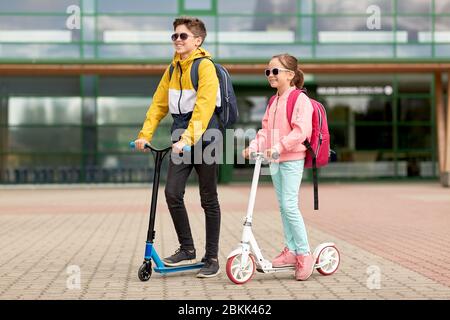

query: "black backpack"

left=169, top=57, right=239, bottom=130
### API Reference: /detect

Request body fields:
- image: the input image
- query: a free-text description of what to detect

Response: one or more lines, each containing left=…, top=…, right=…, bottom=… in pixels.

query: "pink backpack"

left=269, top=88, right=331, bottom=210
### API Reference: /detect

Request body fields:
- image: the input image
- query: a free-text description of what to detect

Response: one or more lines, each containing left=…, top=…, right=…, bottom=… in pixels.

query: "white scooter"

left=226, top=152, right=340, bottom=284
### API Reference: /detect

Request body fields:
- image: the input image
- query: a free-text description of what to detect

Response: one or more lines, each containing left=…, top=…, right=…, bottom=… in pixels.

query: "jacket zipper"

left=272, top=96, right=279, bottom=149
left=177, top=62, right=183, bottom=114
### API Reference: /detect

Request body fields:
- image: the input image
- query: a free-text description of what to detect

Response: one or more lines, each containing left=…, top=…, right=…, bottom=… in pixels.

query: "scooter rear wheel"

left=226, top=254, right=256, bottom=284
left=138, top=261, right=152, bottom=281
left=316, top=245, right=340, bottom=276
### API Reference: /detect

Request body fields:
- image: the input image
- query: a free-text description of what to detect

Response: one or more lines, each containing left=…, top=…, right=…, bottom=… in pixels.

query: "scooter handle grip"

left=129, top=141, right=150, bottom=149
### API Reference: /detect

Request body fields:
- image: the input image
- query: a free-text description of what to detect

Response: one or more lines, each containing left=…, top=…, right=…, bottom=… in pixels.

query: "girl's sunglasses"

left=171, top=33, right=194, bottom=41
left=264, top=67, right=293, bottom=77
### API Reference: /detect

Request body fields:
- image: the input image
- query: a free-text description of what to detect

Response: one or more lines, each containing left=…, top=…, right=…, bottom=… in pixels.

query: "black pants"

left=164, top=151, right=221, bottom=259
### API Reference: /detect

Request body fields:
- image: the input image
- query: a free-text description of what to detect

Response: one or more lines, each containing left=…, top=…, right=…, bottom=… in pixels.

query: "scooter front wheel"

left=226, top=254, right=256, bottom=285
left=316, top=245, right=340, bottom=276
left=138, top=261, right=152, bottom=281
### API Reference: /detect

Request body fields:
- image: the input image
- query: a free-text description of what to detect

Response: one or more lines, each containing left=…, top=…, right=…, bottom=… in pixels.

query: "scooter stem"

left=245, top=156, right=263, bottom=223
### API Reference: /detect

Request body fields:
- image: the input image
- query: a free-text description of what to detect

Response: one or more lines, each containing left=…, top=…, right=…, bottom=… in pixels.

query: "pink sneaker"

left=295, top=254, right=315, bottom=281
left=272, top=247, right=296, bottom=268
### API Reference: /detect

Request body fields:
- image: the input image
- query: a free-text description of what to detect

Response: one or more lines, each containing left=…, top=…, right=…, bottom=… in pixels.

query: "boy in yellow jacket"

left=134, top=17, right=221, bottom=278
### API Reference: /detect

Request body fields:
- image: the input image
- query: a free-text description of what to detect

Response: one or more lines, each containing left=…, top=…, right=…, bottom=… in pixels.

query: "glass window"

left=8, top=127, right=81, bottom=152
left=97, top=97, right=152, bottom=125
left=0, top=77, right=80, bottom=96
left=436, top=45, right=450, bottom=57
left=0, top=0, right=80, bottom=12
left=98, top=127, right=143, bottom=151
left=97, top=16, right=174, bottom=41
left=98, top=154, right=154, bottom=170
left=97, top=0, right=177, bottom=14
left=0, top=16, right=73, bottom=32
left=97, top=44, right=174, bottom=59
left=0, top=44, right=80, bottom=59
left=235, top=96, right=268, bottom=123
left=82, top=0, right=95, bottom=14
left=98, top=76, right=160, bottom=96
left=317, top=17, right=395, bottom=43
left=219, top=16, right=296, bottom=33
left=98, top=16, right=215, bottom=43
left=98, top=125, right=172, bottom=151
left=324, top=96, right=392, bottom=123
left=397, top=74, right=432, bottom=94
left=397, top=0, right=432, bottom=13
left=8, top=97, right=82, bottom=125
left=435, top=18, right=450, bottom=32
left=218, top=44, right=312, bottom=59
left=5, top=154, right=81, bottom=168
left=184, top=0, right=212, bottom=11
left=398, top=98, right=431, bottom=122
left=315, top=0, right=393, bottom=14
left=82, top=16, right=96, bottom=41
left=300, top=17, right=313, bottom=42
left=436, top=0, right=450, bottom=13
left=301, top=0, right=313, bottom=14
left=397, top=17, right=432, bottom=42
left=218, top=0, right=297, bottom=14
left=316, top=44, right=394, bottom=58
left=398, top=126, right=432, bottom=149
left=396, top=45, right=432, bottom=58
left=355, top=125, right=393, bottom=149
left=328, top=125, right=348, bottom=149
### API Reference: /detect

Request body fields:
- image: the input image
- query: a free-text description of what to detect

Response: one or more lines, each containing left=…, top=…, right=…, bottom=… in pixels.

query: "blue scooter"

left=129, top=141, right=204, bottom=281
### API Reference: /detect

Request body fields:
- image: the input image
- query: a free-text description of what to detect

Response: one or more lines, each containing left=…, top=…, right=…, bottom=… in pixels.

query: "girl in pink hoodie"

left=243, top=54, right=315, bottom=281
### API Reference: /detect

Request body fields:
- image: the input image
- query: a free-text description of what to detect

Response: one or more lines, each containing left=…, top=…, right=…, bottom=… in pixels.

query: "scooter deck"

left=256, top=266, right=295, bottom=273
left=154, top=262, right=204, bottom=274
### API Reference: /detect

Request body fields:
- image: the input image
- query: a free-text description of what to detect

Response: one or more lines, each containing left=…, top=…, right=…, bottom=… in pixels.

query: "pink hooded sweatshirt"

left=249, top=86, right=313, bottom=162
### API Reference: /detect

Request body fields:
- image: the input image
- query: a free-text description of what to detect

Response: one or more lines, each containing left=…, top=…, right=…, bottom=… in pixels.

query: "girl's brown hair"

left=173, top=16, right=207, bottom=46
left=272, top=53, right=304, bottom=88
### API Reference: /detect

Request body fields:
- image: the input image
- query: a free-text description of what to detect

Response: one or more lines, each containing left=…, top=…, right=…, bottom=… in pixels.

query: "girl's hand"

left=242, top=147, right=250, bottom=159
left=264, top=148, right=278, bottom=159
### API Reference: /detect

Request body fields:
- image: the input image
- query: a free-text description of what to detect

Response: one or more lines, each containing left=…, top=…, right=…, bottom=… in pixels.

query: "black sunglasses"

left=264, top=67, right=293, bottom=77
left=171, top=32, right=194, bottom=41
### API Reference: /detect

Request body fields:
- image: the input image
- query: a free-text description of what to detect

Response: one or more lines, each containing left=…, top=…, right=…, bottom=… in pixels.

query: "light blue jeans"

left=270, top=159, right=310, bottom=255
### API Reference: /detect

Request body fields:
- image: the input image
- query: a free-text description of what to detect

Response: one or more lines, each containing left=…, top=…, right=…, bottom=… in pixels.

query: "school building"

left=0, top=0, right=449, bottom=186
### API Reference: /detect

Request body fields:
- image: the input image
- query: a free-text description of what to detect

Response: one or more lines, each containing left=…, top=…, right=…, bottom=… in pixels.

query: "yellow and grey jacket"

left=138, top=47, right=220, bottom=146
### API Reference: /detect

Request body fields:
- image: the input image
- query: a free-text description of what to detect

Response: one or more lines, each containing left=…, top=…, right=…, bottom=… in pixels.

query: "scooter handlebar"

left=129, top=141, right=191, bottom=153
left=250, top=151, right=279, bottom=160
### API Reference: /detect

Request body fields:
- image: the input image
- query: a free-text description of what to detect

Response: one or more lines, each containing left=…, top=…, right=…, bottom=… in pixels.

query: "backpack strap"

left=169, top=64, right=174, bottom=80
left=268, top=88, right=304, bottom=128
left=168, top=57, right=205, bottom=91
left=304, top=140, right=319, bottom=211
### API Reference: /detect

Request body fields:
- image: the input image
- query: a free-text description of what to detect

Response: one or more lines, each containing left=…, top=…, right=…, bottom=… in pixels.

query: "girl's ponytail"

left=292, top=67, right=304, bottom=89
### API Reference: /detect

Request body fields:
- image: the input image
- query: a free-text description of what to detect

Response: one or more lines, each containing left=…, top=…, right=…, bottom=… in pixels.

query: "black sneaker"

left=163, top=248, right=196, bottom=267
left=197, top=258, right=220, bottom=278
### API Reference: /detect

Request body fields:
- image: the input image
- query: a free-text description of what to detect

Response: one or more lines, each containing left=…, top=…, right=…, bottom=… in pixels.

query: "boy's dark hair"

left=173, top=16, right=207, bottom=46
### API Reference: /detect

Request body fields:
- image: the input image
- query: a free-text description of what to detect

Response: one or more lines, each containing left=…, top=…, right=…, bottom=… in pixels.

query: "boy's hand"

left=134, top=138, right=150, bottom=151
left=172, top=140, right=187, bottom=154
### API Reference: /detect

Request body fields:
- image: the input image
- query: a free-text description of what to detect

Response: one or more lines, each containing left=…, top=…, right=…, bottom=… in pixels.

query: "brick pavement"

left=0, top=183, right=449, bottom=300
